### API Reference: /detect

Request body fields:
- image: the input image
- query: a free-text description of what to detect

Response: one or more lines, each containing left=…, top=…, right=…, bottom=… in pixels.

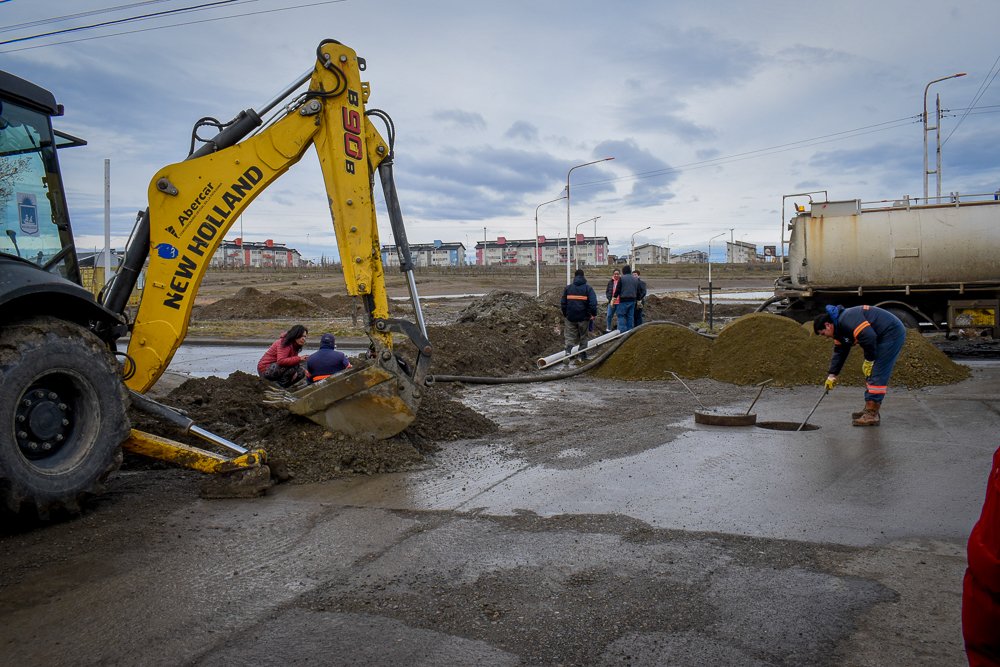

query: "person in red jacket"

left=964, top=446, right=1000, bottom=666
left=257, top=324, right=309, bottom=388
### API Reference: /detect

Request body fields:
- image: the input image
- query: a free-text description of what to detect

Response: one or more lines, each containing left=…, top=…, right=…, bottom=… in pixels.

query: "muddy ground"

left=0, top=268, right=987, bottom=665
left=131, top=291, right=969, bottom=489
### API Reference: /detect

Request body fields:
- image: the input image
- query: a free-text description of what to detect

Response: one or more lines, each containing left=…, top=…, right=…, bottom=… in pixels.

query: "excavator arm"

left=119, top=40, right=430, bottom=439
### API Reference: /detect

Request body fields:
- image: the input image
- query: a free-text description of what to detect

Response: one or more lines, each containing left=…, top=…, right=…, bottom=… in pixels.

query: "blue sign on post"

left=18, top=193, right=38, bottom=234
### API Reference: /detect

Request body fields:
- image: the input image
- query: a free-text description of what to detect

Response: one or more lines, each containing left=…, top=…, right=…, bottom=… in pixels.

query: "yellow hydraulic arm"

left=104, top=39, right=431, bottom=446
left=127, top=40, right=408, bottom=392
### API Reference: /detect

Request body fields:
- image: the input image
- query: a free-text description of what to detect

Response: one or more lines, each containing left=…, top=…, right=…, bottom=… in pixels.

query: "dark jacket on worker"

left=306, top=333, right=351, bottom=382
left=561, top=274, right=598, bottom=323
left=826, top=304, right=905, bottom=375
left=613, top=269, right=640, bottom=302
left=605, top=276, right=619, bottom=303
left=635, top=276, right=647, bottom=303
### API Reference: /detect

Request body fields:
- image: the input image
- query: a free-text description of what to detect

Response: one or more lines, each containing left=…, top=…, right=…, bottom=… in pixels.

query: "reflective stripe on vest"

left=566, top=295, right=589, bottom=300
left=853, top=320, right=871, bottom=341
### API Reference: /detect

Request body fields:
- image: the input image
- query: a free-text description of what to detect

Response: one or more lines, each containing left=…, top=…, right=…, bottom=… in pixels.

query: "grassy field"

left=195, top=262, right=781, bottom=302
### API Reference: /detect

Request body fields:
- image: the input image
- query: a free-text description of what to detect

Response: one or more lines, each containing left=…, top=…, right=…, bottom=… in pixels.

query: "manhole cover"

left=694, top=411, right=756, bottom=426
left=756, top=421, right=820, bottom=432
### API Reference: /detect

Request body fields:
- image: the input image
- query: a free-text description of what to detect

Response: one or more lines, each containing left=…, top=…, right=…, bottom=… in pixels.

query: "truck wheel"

left=0, top=318, right=128, bottom=518
left=884, top=307, right=920, bottom=329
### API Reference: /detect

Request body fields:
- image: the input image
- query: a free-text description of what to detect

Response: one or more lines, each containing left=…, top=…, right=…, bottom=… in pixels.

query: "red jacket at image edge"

left=964, top=446, right=1000, bottom=666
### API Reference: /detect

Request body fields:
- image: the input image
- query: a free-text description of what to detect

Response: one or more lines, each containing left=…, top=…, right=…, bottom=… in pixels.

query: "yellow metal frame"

left=123, top=429, right=267, bottom=474
left=127, top=41, right=393, bottom=392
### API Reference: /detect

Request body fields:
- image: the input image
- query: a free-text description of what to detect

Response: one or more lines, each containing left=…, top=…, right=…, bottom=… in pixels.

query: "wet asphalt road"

left=0, top=360, right=997, bottom=665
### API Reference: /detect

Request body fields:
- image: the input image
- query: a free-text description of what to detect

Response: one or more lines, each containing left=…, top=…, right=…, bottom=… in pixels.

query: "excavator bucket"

left=262, top=323, right=431, bottom=440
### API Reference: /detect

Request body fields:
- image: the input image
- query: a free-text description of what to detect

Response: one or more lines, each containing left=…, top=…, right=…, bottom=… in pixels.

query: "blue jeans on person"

left=865, top=324, right=906, bottom=404
left=616, top=301, right=635, bottom=332
left=606, top=302, right=616, bottom=331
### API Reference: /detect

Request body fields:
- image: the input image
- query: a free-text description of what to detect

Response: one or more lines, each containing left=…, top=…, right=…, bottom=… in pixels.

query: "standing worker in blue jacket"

left=813, top=304, right=906, bottom=426
left=561, top=269, right=598, bottom=362
left=613, top=265, right=641, bottom=332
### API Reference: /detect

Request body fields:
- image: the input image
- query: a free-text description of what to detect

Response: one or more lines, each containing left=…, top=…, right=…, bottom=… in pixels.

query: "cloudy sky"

left=3, top=0, right=998, bottom=261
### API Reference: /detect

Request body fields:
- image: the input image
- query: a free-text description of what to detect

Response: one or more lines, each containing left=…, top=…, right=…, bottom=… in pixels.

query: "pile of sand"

left=591, top=325, right=712, bottom=380
left=597, top=313, right=969, bottom=388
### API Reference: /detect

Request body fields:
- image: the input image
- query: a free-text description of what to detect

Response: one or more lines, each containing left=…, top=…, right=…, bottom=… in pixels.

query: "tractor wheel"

left=0, top=317, right=129, bottom=519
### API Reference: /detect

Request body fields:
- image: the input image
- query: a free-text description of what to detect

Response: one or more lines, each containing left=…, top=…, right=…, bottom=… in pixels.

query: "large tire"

left=0, top=317, right=128, bottom=518
left=884, top=306, right=921, bottom=329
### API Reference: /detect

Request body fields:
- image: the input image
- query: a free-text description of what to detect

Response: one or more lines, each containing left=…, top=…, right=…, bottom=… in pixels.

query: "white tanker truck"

left=771, top=191, right=1000, bottom=337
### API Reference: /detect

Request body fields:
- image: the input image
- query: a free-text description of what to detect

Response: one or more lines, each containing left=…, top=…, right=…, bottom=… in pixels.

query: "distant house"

left=726, top=240, right=759, bottom=263
left=633, top=243, right=671, bottom=265
left=475, top=234, right=609, bottom=267
left=210, top=238, right=303, bottom=268
left=672, top=250, right=708, bottom=264
left=381, top=241, right=467, bottom=267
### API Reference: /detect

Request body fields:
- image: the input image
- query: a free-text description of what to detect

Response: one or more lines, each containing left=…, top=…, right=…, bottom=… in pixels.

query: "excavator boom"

left=123, top=40, right=430, bottom=437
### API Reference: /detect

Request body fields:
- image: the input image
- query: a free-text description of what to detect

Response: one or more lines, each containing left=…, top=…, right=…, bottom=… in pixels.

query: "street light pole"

left=574, top=216, right=600, bottom=270
left=566, top=157, right=614, bottom=284
left=630, top=226, right=651, bottom=267
left=923, top=72, right=966, bottom=202
left=708, top=232, right=725, bottom=330
left=665, top=232, right=673, bottom=264
left=535, top=195, right=566, bottom=297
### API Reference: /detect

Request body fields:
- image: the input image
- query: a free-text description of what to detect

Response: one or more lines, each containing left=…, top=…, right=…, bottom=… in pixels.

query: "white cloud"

left=3, top=0, right=998, bottom=261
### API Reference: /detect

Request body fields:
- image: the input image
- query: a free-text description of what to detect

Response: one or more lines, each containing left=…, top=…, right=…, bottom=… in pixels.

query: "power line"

left=0, top=0, right=348, bottom=53
left=0, top=1, right=178, bottom=34
left=0, top=0, right=243, bottom=46
left=575, top=115, right=921, bottom=191
left=943, top=53, right=1000, bottom=146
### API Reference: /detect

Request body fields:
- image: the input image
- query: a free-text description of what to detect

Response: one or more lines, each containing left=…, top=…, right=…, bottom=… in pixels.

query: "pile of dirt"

left=127, top=371, right=498, bottom=484
left=597, top=313, right=970, bottom=388
left=194, top=286, right=359, bottom=320
left=413, top=291, right=563, bottom=377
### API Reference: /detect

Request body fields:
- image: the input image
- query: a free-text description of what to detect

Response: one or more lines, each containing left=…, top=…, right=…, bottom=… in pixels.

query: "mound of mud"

left=456, top=290, right=562, bottom=328
left=194, top=286, right=358, bottom=320
left=414, top=291, right=562, bottom=377
left=127, top=371, right=498, bottom=484
left=592, top=325, right=712, bottom=380
left=597, top=313, right=969, bottom=388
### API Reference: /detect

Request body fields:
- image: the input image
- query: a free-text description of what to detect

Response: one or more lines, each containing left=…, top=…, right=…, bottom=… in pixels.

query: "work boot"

left=851, top=405, right=866, bottom=419
left=852, top=401, right=881, bottom=427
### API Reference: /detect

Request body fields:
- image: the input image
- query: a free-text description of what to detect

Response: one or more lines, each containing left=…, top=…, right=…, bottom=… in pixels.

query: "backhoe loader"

left=0, top=40, right=431, bottom=517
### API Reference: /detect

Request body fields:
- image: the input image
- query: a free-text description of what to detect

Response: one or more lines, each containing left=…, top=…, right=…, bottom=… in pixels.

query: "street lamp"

left=630, top=226, right=651, bottom=266
left=574, top=216, right=600, bottom=269
left=566, top=157, right=614, bottom=284
left=535, top=195, right=566, bottom=297
left=708, top=232, right=726, bottom=330
left=923, top=72, right=966, bottom=202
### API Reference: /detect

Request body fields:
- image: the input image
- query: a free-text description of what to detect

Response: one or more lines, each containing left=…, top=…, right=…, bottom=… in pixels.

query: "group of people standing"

left=605, top=265, right=647, bottom=333
left=560, top=265, right=648, bottom=363
left=256, top=324, right=351, bottom=389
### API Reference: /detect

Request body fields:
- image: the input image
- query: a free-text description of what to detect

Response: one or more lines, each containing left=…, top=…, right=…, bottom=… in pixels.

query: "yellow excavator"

left=0, top=40, right=431, bottom=517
